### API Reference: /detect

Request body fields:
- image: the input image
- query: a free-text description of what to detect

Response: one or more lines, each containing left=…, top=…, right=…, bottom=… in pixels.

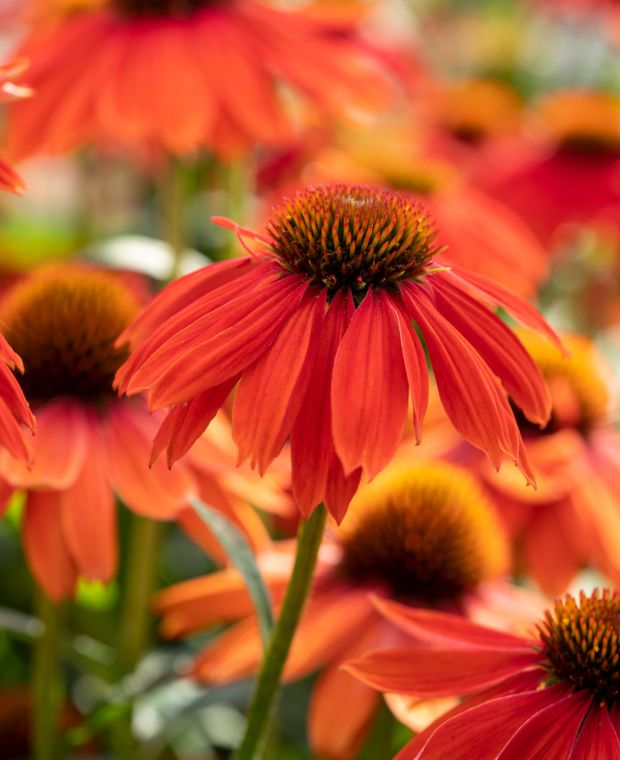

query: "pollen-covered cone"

left=0, top=265, right=275, bottom=600
left=4, top=0, right=392, bottom=161
left=154, top=460, right=545, bottom=760
left=347, top=589, right=620, bottom=760
left=117, top=184, right=560, bottom=522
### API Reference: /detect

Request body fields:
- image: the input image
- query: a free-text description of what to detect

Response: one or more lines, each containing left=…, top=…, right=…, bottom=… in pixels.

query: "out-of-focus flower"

left=472, top=333, right=620, bottom=595
left=347, top=589, right=620, bottom=760
left=155, top=461, right=543, bottom=760
left=0, top=265, right=277, bottom=600
left=481, top=91, right=620, bottom=246
left=116, top=184, right=560, bottom=522
left=0, top=59, right=33, bottom=195
left=4, top=0, right=391, bottom=161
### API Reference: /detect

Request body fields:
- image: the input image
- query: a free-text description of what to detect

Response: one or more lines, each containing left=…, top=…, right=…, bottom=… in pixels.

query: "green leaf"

left=191, top=498, right=274, bottom=647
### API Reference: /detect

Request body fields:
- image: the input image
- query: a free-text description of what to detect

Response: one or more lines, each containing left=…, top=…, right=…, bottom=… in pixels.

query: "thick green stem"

left=33, top=591, right=64, bottom=760
left=235, top=504, right=328, bottom=760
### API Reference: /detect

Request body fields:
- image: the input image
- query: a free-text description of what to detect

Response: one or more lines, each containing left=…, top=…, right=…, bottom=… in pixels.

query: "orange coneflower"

left=116, top=184, right=559, bottom=521
left=4, top=0, right=390, bottom=161
left=155, top=461, right=544, bottom=760
left=348, top=589, right=620, bottom=760
left=469, top=333, right=620, bottom=595
left=0, top=265, right=280, bottom=600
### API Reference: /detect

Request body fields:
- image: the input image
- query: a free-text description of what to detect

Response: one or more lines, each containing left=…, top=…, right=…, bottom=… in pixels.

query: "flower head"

left=347, top=589, right=620, bottom=759
left=155, top=459, right=537, bottom=760
left=117, top=183, right=560, bottom=522
left=5, top=0, right=390, bottom=160
left=0, top=265, right=274, bottom=600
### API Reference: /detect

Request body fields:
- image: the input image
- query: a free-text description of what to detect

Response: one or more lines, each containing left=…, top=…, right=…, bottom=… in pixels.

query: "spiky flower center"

left=112, top=0, right=212, bottom=17
left=267, top=185, right=440, bottom=301
left=514, top=333, right=609, bottom=438
left=539, top=590, right=620, bottom=704
left=336, top=462, right=508, bottom=603
left=0, top=268, right=138, bottom=405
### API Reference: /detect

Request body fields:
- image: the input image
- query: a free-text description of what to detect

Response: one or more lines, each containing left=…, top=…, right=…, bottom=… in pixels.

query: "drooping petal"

left=387, top=295, right=429, bottom=443
left=61, top=416, right=117, bottom=583
left=23, top=490, right=78, bottom=601
left=134, top=275, right=307, bottom=408
left=402, top=283, right=528, bottom=478
left=0, top=400, right=89, bottom=489
left=103, top=401, right=196, bottom=518
left=345, top=647, right=541, bottom=697
left=332, top=289, right=409, bottom=478
left=232, top=288, right=326, bottom=473
left=153, top=379, right=239, bottom=468
left=446, top=267, right=564, bottom=353
left=290, top=290, right=359, bottom=520
left=431, top=275, right=551, bottom=426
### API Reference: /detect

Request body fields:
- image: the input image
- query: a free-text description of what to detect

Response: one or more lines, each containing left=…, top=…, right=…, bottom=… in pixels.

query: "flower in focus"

left=4, top=0, right=391, bottom=161
left=0, top=265, right=274, bottom=600
left=0, top=59, right=33, bottom=194
left=155, top=460, right=543, bottom=760
left=471, top=332, right=620, bottom=595
left=348, top=588, right=620, bottom=759
left=117, top=184, right=559, bottom=521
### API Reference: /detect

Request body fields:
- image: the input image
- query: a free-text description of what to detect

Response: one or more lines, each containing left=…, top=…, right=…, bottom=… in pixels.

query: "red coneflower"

left=155, top=460, right=544, bottom=760
left=4, top=0, right=390, bottom=161
left=0, top=265, right=275, bottom=600
left=0, top=59, right=32, bottom=194
left=116, top=184, right=559, bottom=521
left=347, top=588, right=620, bottom=759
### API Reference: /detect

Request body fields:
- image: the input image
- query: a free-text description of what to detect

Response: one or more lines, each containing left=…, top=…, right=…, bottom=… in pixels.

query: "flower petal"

left=23, top=490, right=78, bottom=601
left=569, top=702, right=620, bottom=759
left=232, top=288, right=326, bottom=474
left=431, top=275, right=551, bottom=426
left=332, top=289, right=409, bottom=478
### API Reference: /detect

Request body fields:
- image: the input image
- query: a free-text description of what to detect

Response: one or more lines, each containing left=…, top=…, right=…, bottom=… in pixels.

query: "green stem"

left=235, top=504, right=328, bottom=760
left=117, top=515, right=164, bottom=673
left=33, top=591, right=64, bottom=760
left=162, top=155, right=185, bottom=281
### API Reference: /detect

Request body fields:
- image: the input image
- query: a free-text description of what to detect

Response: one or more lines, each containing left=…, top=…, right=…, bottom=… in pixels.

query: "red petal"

left=290, top=290, right=357, bottom=520
left=569, top=702, right=620, bottom=759
left=138, top=276, right=307, bottom=407
left=23, top=490, right=78, bottom=601
left=345, top=647, right=541, bottom=697
left=402, top=283, right=528, bottom=478
left=446, top=267, right=565, bottom=353
left=232, top=288, right=326, bottom=473
left=332, top=289, right=409, bottom=478
left=61, top=415, right=117, bottom=583
left=402, top=684, right=564, bottom=760
left=387, top=295, right=429, bottom=443
left=151, top=377, right=238, bottom=467
left=371, top=597, right=536, bottom=651
left=497, top=690, right=591, bottom=759
left=431, top=275, right=551, bottom=426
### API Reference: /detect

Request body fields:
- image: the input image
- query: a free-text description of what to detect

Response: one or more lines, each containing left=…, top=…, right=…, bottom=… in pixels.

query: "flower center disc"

left=539, top=590, right=620, bottom=704
left=112, top=0, right=210, bottom=17
left=267, top=185, right=440, bottom=300
left=336, top=462, right=508, bottom=603
left=0, top=268, right=139, bottom=405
